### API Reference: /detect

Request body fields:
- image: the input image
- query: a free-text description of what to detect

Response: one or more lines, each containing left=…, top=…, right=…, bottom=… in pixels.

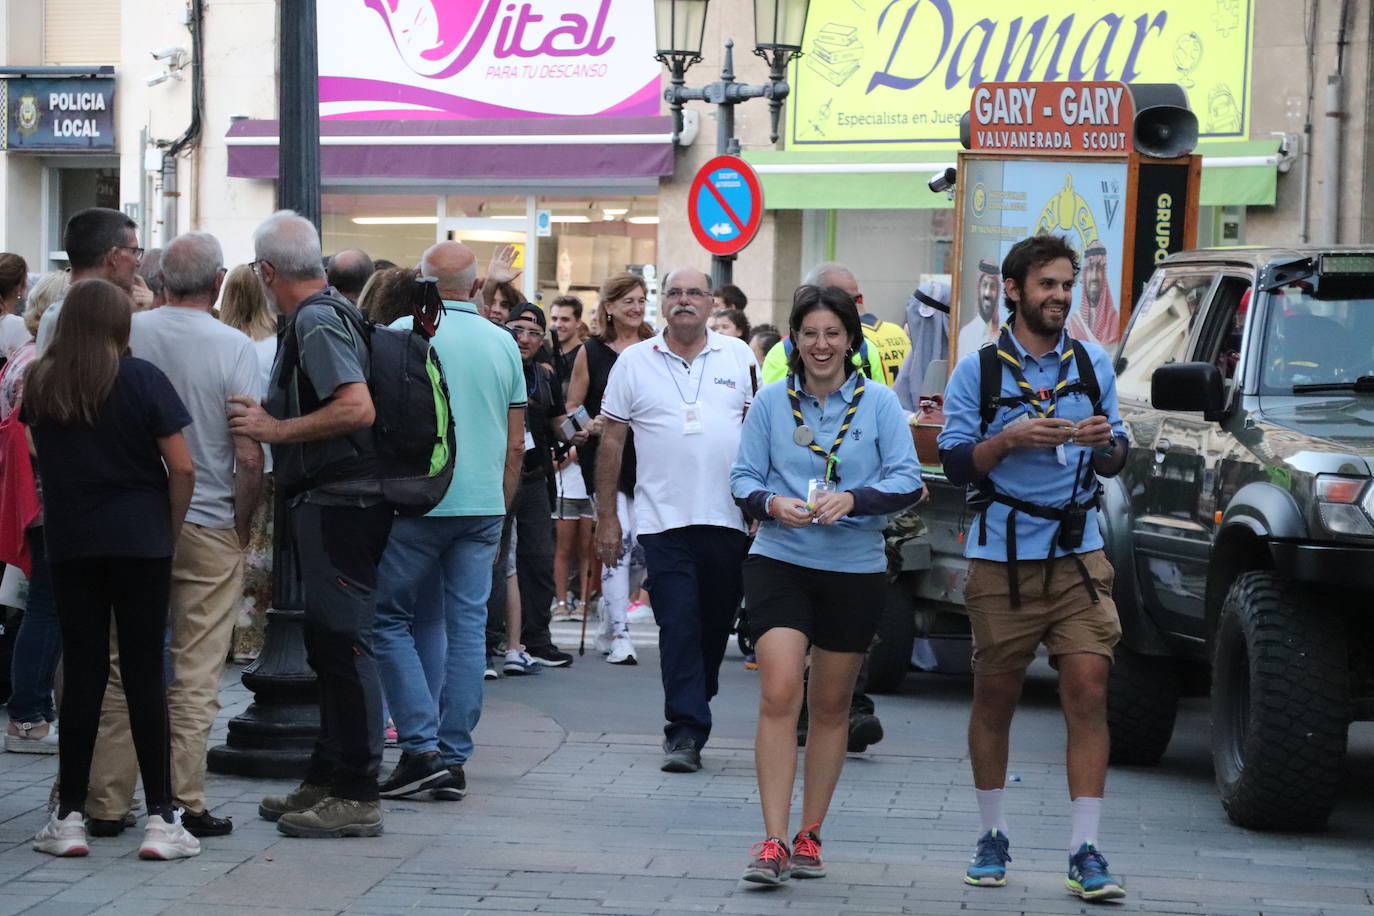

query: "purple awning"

left=225, top=116, right=675, bottom=182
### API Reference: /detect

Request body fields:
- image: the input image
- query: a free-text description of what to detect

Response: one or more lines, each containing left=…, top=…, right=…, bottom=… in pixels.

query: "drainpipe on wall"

left=1322, top=73, right=1343, bottom=244
left=1322, top=0, right=1353, bottom=244
left=160, top=152, right=179, bottom=243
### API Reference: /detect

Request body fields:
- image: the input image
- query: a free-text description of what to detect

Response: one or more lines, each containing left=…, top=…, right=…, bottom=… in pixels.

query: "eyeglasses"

left=250, top=259, right=274, bottom=278
left=664, top=287, right=709, bottom=300
left=507, top=326, right=545, bottom=340
left=116, top=245, right=145, bottom=262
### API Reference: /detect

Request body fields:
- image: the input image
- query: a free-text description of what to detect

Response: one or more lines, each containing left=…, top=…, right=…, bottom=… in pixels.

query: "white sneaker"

left=606, top=633, right=638, bottom=666
left=138, top=813, right=202, bottom=860
left=33, top=811, right=88, bottom=857
left=626, top=601, right=654, bottom=624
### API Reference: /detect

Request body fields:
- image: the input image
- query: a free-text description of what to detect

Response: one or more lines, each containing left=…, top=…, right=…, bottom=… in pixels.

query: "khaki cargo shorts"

left=963, top=549, right=1122, bottom=676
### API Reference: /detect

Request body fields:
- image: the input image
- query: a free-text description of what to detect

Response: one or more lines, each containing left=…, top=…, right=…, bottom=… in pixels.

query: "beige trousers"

left=86, top=523, right=244, bottom=818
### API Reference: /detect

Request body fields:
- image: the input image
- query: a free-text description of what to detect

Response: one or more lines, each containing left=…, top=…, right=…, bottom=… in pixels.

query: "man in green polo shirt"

left=369, top=241, right=528, bottom=802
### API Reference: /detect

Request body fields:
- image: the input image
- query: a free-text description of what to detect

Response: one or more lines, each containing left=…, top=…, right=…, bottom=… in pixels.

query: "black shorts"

left=742, top=554, right=886, bottom=653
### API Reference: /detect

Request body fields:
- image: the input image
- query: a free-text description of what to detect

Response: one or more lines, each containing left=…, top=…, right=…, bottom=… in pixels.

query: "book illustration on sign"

left=807, top=23, right=863, bottom=87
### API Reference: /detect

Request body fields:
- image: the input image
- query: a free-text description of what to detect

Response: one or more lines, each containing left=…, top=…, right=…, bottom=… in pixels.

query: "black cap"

left=509, top=303, right=546, bottom=330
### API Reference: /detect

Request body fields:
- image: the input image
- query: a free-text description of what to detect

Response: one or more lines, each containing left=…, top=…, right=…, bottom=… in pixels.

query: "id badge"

left=683, top=404, right=703, bottom=435
left=807, top=477, right=836, bottom=506
left=1056, top=443, right=1068, bottom=466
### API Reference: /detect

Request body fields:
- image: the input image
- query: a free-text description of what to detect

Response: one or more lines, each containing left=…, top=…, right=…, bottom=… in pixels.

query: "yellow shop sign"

left=789, top=0, right=1251, bottom=149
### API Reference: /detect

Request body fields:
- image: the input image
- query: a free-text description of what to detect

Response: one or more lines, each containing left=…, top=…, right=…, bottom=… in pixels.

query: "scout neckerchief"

left=996, top=326, right=1075, bottom=419
left=786, top=372, right=865, bottom=484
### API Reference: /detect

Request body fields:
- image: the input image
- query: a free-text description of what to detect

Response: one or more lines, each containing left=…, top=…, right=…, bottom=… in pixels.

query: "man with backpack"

left=371, top=241, right=526, bottom=800
left=937, top=234, right=1128, bottom=901
left=228, top=211, right=395, bottom=839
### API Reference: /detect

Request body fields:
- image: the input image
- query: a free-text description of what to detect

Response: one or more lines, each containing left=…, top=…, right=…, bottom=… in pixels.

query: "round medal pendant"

left=793, top=425, right=815, bottom=447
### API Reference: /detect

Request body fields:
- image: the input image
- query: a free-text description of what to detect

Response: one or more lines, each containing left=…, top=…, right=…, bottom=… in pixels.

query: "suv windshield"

left=1260, top=287, right=1374, bottom=393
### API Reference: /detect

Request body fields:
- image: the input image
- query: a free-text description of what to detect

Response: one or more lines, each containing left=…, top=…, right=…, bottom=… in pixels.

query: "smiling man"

left=593, top=267, right=757, bottom=773
left=937, top=234, right=1129, bottom=902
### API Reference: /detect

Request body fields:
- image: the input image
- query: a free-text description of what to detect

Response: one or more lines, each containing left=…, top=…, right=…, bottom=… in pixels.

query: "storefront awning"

left=744, top=141, right=1280, bottom=210
left=225, top=116, right=675, bottom=184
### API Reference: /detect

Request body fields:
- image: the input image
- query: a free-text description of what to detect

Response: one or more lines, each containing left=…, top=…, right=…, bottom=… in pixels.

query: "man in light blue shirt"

left=937, top=234, right=1128, bottom=901
left=371, top=241, right=526, bottom=802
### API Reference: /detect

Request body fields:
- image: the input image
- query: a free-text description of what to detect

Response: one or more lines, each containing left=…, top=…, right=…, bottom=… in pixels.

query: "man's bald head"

left=664, top=267, right=711, bottom=296
left=326, top=248, right=374, bottom=301
left=421, top=241, right=479, bottom=301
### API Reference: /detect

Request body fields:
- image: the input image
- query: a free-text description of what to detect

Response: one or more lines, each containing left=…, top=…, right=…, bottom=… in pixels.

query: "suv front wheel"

left=1210, top=571, right=1349, bottom=830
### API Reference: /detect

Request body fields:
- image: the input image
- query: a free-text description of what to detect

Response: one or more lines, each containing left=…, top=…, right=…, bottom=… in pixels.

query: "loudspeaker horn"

left=1128, top=83, right=1199, bottom=159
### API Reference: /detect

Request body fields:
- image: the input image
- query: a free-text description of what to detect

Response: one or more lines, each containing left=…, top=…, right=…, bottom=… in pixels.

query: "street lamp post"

left=655, top=0, right=810, bottom=288
left=207, top=0, right=322, bottom=779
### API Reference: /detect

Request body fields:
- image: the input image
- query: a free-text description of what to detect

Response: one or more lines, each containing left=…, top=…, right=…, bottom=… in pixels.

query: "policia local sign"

left=790, top=0, right=1252, bottom=148
left=1, top=77, right=115, bottom=151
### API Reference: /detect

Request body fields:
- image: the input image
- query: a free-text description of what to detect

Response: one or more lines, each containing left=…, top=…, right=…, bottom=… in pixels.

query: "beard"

left=1019, top=299, right=1068, bottom=337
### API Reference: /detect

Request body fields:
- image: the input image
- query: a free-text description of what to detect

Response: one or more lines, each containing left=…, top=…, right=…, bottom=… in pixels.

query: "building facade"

left=0, top=1, right=1368, bottom=331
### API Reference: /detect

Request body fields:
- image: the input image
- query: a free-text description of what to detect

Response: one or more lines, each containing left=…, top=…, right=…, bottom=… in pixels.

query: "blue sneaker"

left=1067, top=842, right=1125, bottom=901
left=963, top=829, right=1011, bottom=886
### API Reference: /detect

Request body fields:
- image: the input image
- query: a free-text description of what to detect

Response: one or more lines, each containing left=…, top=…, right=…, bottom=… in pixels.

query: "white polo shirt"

left=601, top=328, right=756, bottom=536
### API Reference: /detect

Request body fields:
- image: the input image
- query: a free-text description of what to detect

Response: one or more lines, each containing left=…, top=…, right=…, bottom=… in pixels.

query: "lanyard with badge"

left=787, top=373, right=864, bottom=510
left=996, top=327, right=1076, bottom=465
left=658, top=345, right=710, bottom=435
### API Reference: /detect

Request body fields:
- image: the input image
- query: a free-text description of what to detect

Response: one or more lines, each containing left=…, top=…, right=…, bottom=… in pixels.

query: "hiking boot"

left=847, top=711, right=884, bottom=752
left=790, top=824, right=825, bottom=878
left=1067, top=842, right=1126, bottom=901
left=606, top=633, right=637, bottom=665
left=258, top=782, right=329, bottom=822
left=180, top=807, right=233, bottom=837
left=964, top=829, right=1012, bottom=887
left=138, top=813, right=202, bottom=860
left=276, top=797, right=383, bottom=838
left=378, top=750, right=447, bottom=799
left=741, top=837, right=790, bottom=885
left=430, top=764, right=466, bottom=801
left=87, top=812, right=136, bottom=837
left=661, top=737, right=701, bottom=773
left=33, top=811, right=88, bottom=857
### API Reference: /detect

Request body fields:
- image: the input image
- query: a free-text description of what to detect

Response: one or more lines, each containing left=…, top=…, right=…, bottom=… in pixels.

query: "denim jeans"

left=374, top=514, right=503, bottom=765
left=485, top=474, right=557, bottom=655
left=7, top=527, right=60, bottom=723
left=638, top=525, right=748, bottom=749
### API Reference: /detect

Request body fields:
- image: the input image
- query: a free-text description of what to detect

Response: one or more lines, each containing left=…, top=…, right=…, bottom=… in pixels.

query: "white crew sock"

left=975, top=788, right=1008, bottom=835
left=1070, top=796, right=1103, bottom=852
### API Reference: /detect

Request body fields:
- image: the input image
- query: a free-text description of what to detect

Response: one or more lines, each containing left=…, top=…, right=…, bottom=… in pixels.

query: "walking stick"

left=578, top=550, right=593, bottom=656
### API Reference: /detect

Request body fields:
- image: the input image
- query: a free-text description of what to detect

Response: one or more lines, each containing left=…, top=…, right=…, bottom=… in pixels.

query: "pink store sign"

left=317, top=1, right=662, bottom=120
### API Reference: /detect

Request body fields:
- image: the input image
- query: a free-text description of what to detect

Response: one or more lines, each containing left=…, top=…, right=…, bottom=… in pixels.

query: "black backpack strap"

left=977, top=341, right=1001, bottom=435
left=1070, top=339, right=1103, bottom=417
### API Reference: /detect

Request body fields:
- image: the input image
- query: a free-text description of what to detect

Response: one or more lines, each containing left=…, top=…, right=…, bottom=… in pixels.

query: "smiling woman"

left=730, top=283, right=922, bottom=884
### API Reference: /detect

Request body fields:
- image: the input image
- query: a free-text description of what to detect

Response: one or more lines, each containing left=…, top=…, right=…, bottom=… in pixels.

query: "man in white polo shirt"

left=595, top=266, right=757, bottom=773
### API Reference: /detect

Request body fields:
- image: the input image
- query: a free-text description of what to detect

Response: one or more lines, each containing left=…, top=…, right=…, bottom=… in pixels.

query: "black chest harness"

left=972, top=332, right=1105, bottom=607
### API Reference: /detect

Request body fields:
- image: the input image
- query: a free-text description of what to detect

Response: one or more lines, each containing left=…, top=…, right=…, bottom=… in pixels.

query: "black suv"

left=1103, top=246, right=1374, bottom=830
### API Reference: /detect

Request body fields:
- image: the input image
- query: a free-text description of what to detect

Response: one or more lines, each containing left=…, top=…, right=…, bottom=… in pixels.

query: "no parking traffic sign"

left=688, top=155, right=764, bottom=257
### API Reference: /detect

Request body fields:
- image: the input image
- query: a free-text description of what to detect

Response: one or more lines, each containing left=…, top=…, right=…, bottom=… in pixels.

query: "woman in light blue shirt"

left=730, top=284, right=922, bottom=884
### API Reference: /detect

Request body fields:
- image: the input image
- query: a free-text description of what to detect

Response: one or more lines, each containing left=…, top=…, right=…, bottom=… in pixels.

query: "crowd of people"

left=0, top=208, right=1128, bottom=904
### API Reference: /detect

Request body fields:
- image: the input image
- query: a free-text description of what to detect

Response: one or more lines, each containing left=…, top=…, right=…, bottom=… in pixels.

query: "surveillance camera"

left=927, top=167, right=957, bottom=194
left=151, top=46, right=186, bottom=61
left=145, top=71, right=171, bottom=87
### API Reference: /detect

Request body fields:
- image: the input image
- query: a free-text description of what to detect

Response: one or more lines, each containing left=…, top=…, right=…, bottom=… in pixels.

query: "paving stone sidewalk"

left=1, top=661, right=1373, bottom=915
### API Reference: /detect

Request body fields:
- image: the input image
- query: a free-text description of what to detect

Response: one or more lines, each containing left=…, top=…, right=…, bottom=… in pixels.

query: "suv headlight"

left=1315, top=474, right=1374, bottom=536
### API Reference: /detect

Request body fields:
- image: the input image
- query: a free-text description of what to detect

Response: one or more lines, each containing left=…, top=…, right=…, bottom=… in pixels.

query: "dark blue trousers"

left=637, top=525, right=747, bottom=749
